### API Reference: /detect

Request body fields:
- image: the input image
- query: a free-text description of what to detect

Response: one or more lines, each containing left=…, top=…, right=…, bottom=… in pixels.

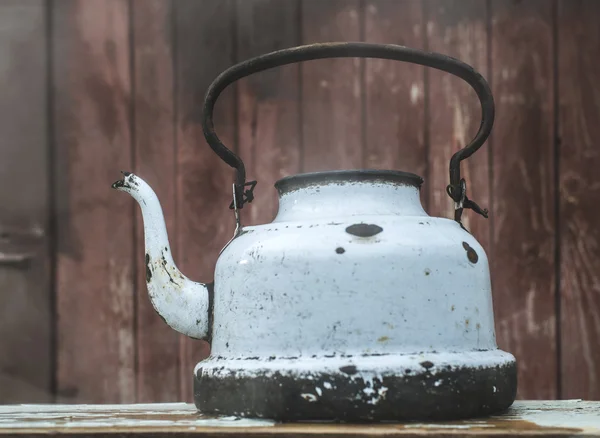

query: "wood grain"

left=2, top=0, right=600, bottom=403
left=364, top=0, right=426, bottom=183
left=1, top=401, right=600, bottom=436
left=0, top=0, right=51, bottom=403
left=175, top=0, right=235, bottom=402
left=52, top=0, right=135, bottom=403
left=301, top=0, right=363, bottom=172
left=427, top=0, right=490, bottom=248
left=236, top=0, right=301, bottom=226
left=132, top=0, right=180, bottom=402
left=490, top=0, right=556, bottom=399
left=558, top=0, right=600, bottom=400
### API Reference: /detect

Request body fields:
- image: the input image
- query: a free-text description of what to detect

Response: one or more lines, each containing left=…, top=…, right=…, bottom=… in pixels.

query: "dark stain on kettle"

left=345, top=223, right=383, bottom=237
left=161, top=252, right=179, bottom=286
left=145, top=253, right=152, bottom=283
left=462, top=242, right=479, bottom=263
left=194, top=360, right=517, bottom=421
left=335, top=247, right=345, bottom=254
left=420, top=361, right=434, bottom=370
left=339, top=365, right=358, bottom=375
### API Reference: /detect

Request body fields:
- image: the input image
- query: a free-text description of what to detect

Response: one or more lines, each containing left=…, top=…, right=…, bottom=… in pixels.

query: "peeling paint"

left=194, top=351, right=516, bottom=421
left=300, top=393, right=317, bottom=402
left=112, top=173, right=210, bottom=339
left=114, top=171, right=511, bottom=421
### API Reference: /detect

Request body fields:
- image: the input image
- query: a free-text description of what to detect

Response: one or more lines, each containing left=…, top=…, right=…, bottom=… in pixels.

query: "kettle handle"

left=201, top=42, right=494, bottom=223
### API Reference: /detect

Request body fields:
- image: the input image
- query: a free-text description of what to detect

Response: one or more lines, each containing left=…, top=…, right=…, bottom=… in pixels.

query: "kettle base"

left=193, top=349, right=517, bottom=422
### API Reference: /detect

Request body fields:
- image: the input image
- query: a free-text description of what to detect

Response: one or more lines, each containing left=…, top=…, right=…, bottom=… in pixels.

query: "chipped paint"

left=112, top=173, right=210, bottom=339
left=300, top=393, right=317, bottom=402
left=194, top=352, right=516, bottom=421
left=114, top=172, right=512, bottom=421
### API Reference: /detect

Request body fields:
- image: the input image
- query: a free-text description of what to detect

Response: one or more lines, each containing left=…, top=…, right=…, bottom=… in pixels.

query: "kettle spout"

left=112, top=172, right=211, bottom=340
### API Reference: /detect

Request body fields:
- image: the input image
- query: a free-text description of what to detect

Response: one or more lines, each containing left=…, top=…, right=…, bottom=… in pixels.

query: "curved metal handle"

left=202, top=42, right=494, bottom=223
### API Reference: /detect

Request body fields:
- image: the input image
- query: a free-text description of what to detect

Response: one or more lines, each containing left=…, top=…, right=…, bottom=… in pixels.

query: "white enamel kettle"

left=112, top=43, right=516, bottom=422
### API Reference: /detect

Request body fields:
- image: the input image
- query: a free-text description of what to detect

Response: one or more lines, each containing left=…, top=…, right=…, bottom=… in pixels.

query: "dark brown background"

left=0, top=0, right=598, bottom=404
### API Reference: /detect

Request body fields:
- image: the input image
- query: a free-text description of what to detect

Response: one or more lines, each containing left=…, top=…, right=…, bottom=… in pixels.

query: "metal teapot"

left=112, top=43, right=516, bottom=422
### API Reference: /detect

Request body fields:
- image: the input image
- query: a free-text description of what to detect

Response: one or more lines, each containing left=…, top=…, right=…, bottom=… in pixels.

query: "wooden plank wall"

left=0, top=0, right=51, bottom=403
left=0, top=0, right=598, bottom=404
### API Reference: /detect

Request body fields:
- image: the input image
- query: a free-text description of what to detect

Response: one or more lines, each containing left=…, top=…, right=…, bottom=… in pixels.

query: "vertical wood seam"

left=359, top=0, right=366, bottom=168
left=486, top=0, right=493, bottom=262
left=46, top=0, right=57, bottom=403
left=232, top=0, right=239, bottom=157
left=174, top=0, right=183, bottom=400
left=296, top=0, right=305, bottom=172
left=171, top=0, right=180, bottom=399
left=127, top=0, right=139, bottom=402
left=552, top=0, right=561, bottom=400
left=423, top=0, right=430, bottom=212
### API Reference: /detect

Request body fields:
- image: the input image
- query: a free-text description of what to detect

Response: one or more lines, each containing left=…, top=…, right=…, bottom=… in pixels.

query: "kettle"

left=112, top=43, right=516, bottom=422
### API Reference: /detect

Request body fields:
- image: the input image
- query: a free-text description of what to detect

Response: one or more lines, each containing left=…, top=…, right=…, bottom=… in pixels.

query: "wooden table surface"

left=0, top=400, right=598, bottom=437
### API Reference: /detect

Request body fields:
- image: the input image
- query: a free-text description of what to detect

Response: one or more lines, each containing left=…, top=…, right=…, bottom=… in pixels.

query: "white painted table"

left=0, top=400, right=598, bottom=436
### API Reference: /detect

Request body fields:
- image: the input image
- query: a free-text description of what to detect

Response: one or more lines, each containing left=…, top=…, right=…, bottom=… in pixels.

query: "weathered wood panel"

left=132, top=0, right=180, bottom=402
left=0, top=0, right=51, bottom=403
left=4, top=0, right=600, bottom=403
left=364, top=0, right=426, bottom=191
left=490, top=0, right=556, bottom=399
left=427, top=0, right=490, bottom=247
left=236, top=0, right=301, bottom=226
left=53, top=0, right=135, bottom=403
left=175, top=0, right=235, bottom=401
left=301, top=0, right=363, bottom=172
left=1, top=401, right=600, bottom=436
left=558, top=0, right=600, bottom=400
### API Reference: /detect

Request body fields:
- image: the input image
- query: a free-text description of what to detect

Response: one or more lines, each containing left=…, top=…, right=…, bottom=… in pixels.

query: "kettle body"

left=112, top=42, right=517, bottom=421
left=199, top=170, right=516, bottom=420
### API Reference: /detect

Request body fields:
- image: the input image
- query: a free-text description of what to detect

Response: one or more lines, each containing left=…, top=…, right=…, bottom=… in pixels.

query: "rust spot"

left=476, top=323, right=481, bottom=329
left=465, top=319, right=470, bottom=326
left=462, top=241, right=479, bottom=263
left=451, top=305, right=455, bottom=311
left=420, top=361, right=434, bottom=370
left=377, top=336, right=390, bottom=343
left=335, top=247, right=345, bottom=254
left=345, top=223, right=383, bottom=237
left=145, top=253, right=152, bottom=283
left=424, top=268, right=431, bottom=276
